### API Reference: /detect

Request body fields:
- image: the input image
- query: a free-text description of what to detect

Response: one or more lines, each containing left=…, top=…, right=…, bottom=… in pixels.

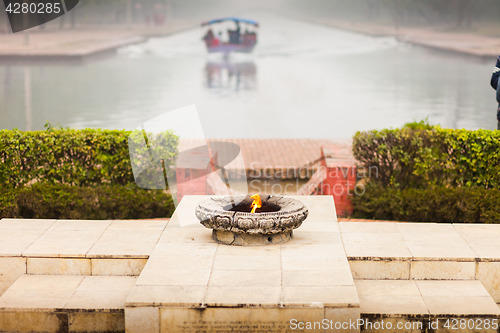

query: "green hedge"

left=0, top=183, right=174, bottom=220
left=353, top=122, right=500, bottom=189
left=0, top=128, right=179, bottom=219
left=352, top=122, right=500, bottom=222
left=352, top=184, right=500, bottom=223
left=0, top=128, right=178, bottom=187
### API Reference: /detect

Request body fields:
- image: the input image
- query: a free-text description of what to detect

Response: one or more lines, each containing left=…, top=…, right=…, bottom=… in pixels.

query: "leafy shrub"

left=352, top=122, right=500, bottom=222
left=0, top=187, right=18, bottom=218
left=0, top=183, right=174, bottom=220
left=352, top=184, right=500, bottom=223
left=0, top=128, right=179, bottom=219
left=353, top=122, right=500, bottom=189
left=127, top=130, right=178, bottom=189
left=0, top=128, right=178, bottom=187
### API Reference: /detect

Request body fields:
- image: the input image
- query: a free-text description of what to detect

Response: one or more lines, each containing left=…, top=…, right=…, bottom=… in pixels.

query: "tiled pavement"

left=179, top=138, right=355, bottom=179
left=0, top=21, right=198, bottom=60
left=311, top=18, right=500, bottom=58
left=1, top=196, right=500, bottom=332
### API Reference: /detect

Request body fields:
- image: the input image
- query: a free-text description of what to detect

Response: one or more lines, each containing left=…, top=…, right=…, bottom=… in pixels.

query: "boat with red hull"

left=201, top=17, right=259, bottom=55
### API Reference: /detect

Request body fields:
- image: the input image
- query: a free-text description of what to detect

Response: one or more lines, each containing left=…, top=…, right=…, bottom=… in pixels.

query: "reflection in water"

left=24, top=67, right=32, bottom=131
left=0, top=15, right=497, bottom=136
left=204, top=60, right=257, bottom=91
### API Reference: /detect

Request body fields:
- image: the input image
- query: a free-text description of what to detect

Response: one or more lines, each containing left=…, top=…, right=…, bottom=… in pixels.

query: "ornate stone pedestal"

left=195, top=195, right=308, bottom=246
left=211, top=229, right=293, bottom=246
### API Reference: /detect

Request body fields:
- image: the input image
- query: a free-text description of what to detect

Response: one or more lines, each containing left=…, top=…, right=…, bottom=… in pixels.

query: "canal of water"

left=0, top=15, right=497, bottom=138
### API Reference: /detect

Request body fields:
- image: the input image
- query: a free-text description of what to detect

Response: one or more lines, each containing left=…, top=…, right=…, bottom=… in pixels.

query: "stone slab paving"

left=0, top=219, right=167, bottom=296
left=310, top=17, right=500, bottom=58
left=0, top=275, right=136, bottom=332
left=179, top=138, right=354, bottom=179
left=357, top=280, right=500, bottom=315
left=341, top=221, right=500, bottom=303
left=356, top=280, right=500, bottom=333
left=125, top=195, right=360, bottom=333
left=0, top=21, right=198, bottom=60
left=1, top=196, right=500, bottom=332
left=0, top=31, right=145, bottom=60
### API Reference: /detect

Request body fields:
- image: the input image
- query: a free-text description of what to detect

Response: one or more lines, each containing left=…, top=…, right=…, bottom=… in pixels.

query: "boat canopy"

left=201, top=17, right=259, bottom=27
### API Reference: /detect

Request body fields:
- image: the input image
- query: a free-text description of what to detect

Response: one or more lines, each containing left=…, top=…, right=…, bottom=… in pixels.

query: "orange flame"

left=250, top=194, right=262, bottom=213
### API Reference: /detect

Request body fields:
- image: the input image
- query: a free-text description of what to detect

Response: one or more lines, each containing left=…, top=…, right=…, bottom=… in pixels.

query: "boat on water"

left=201, top=17, right=259, bottom=54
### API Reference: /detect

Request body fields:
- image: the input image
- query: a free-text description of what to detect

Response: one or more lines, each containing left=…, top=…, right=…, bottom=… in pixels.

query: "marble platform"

left=125, top=196, right=359, bottom=332
left=0, top=195, right=500, bottom=332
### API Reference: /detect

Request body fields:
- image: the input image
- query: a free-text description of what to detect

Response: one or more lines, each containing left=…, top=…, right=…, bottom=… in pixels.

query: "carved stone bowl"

left=195, top=195, right=308, bottom=246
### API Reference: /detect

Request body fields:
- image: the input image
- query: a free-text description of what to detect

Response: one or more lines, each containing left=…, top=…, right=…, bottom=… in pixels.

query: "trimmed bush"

left=353, top=122, right=500, bottom=189
left=0, top=183, right=174, bottom=220
left=0, top=187, right=18, bottom=218
left=0, top=128, right=179, bottom=219
left=352, top=184, right=500, bottom=223
left=352, top=122, right=500, bottom=223
left=0, top=128, right=178, bottom=187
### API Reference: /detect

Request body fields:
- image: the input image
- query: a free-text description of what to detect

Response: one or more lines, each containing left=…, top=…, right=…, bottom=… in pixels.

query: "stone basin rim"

left=195, top=195, right=309, bottom=237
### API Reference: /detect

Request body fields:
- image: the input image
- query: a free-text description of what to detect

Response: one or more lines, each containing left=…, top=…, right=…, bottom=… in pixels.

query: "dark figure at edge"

left=490, top=56, right=500, bottom=130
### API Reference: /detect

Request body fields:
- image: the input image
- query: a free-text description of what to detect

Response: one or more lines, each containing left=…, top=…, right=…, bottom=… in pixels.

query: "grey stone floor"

left=1, top=195, right=500, bottom=332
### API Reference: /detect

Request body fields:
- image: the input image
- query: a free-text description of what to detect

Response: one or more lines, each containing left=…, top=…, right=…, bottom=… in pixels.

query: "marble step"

left=356, top=279, right=500, bottom=333
left=0, top=274, right=136, bottom=333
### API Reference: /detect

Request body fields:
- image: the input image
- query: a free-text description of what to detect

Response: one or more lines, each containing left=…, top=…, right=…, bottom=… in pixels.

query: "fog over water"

left=0, top=13, right=496, bottom=137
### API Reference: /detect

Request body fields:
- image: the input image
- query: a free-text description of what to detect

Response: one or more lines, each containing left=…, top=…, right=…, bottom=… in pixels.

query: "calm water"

left=0, top=15, right=497, bottom=138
